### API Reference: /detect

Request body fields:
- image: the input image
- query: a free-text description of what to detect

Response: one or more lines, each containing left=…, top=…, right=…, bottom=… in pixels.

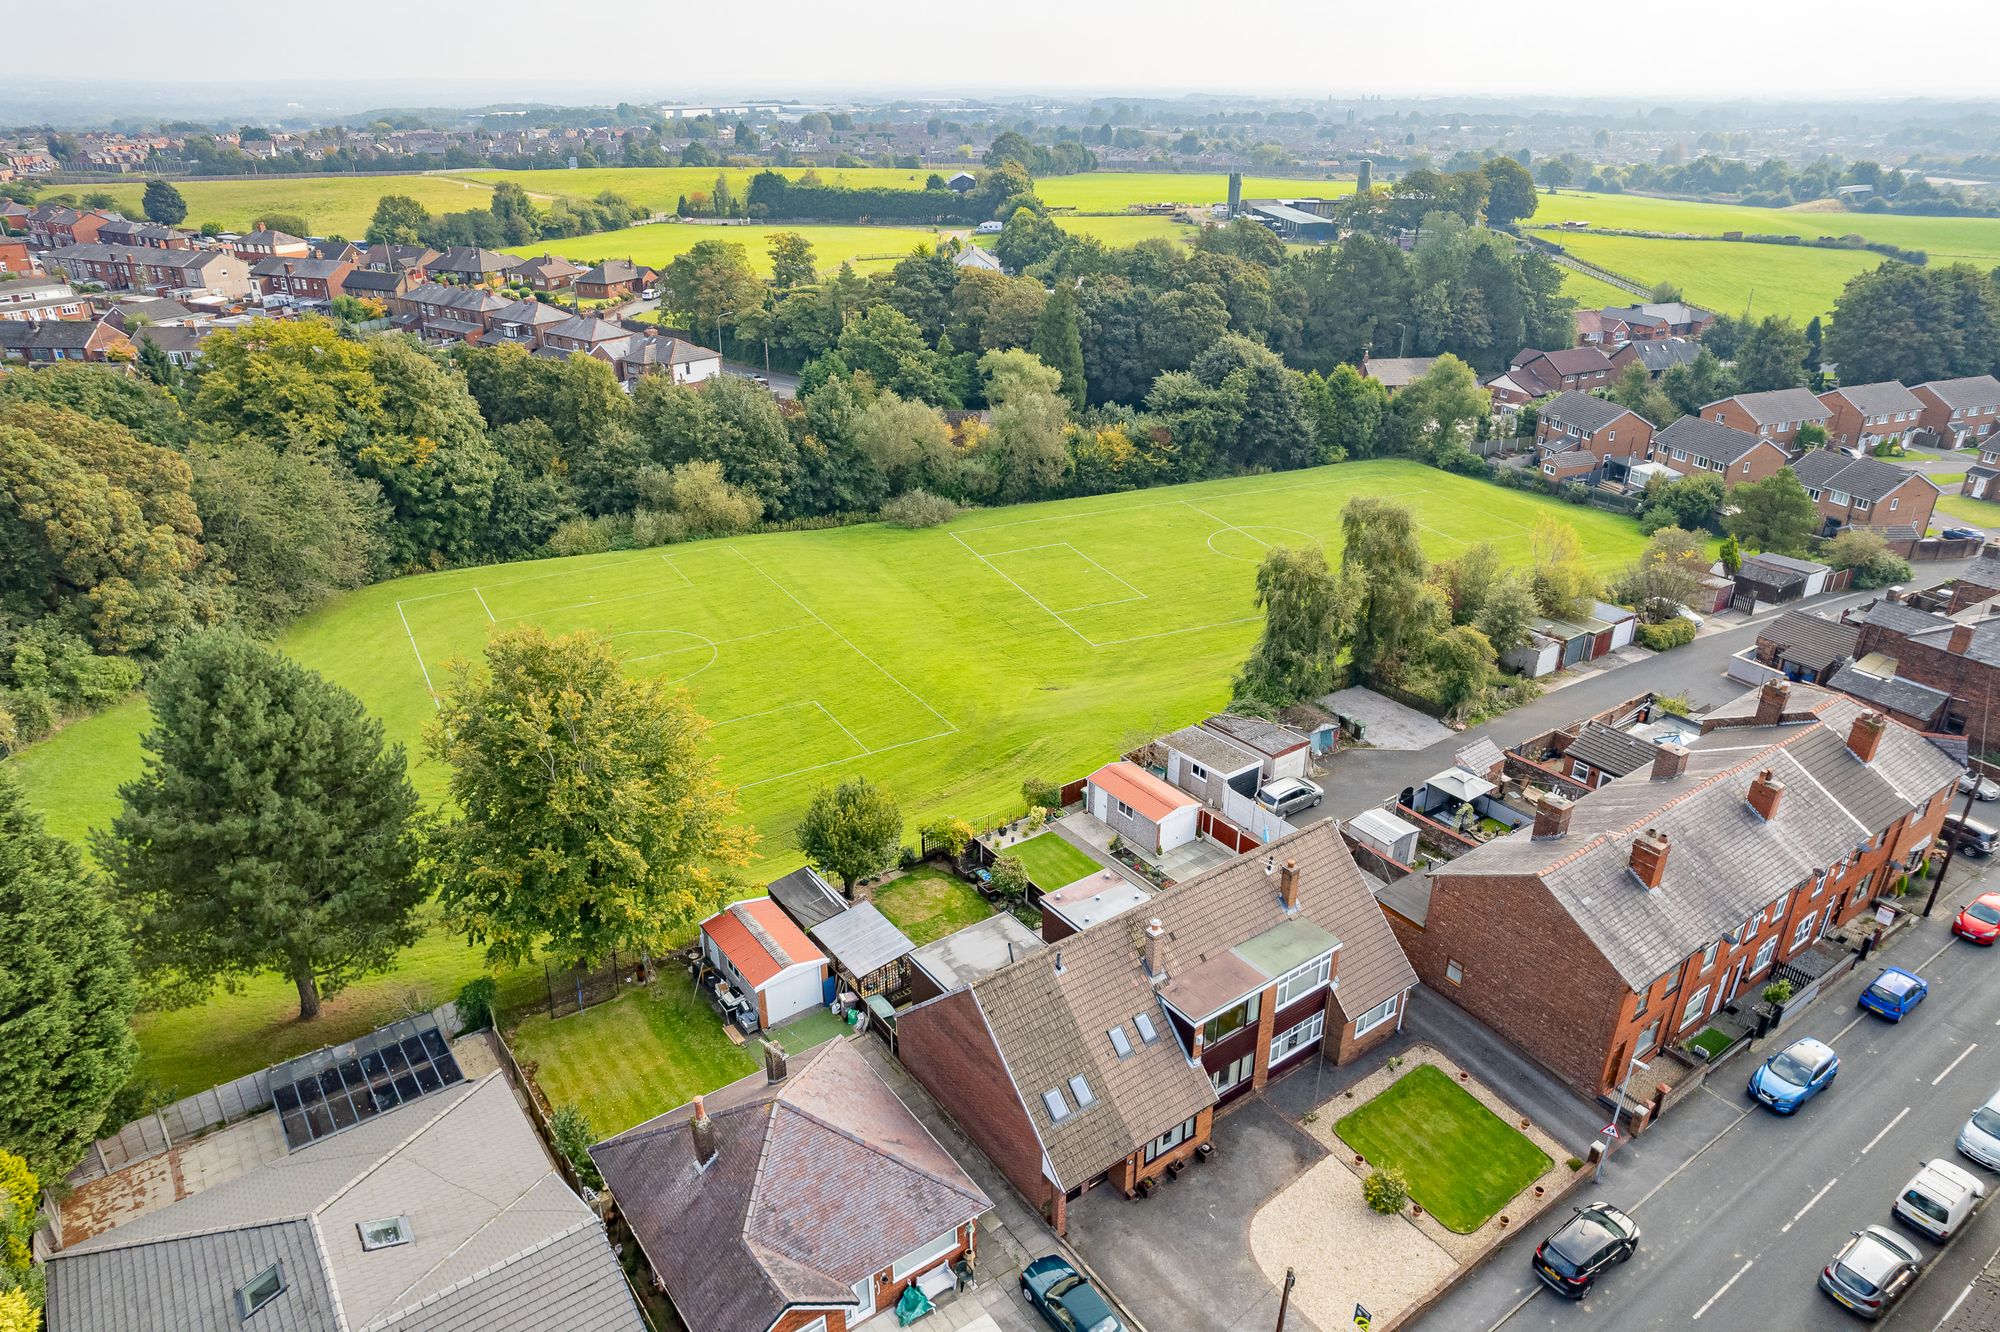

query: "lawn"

left=1008, top=830, right=1104, bottom=890
left=89, top=174, right=508, bottom=238
left=1686, top=1027, right=1734, bottom=1059
left=1335, top=1064, right=1552, bottom=1233
left=1548, top=231, right=1881, bottom=324
left=1934, top=492, right=2000, bottom=531
left=1559, top=268, right=1643, bottom=311
left=1053, top=214, right=1197, bottom=247
left=12, top=461, right=1651, bottom=1094
left=772, top=1008, right=852, bottom=1053
left=870, top=865, right=994, bottom=946
left=467, top=165, right=941, bottom=214
left=507, top=969, right=758, bottom=1137
left=503, top=220, right=949, bottom=276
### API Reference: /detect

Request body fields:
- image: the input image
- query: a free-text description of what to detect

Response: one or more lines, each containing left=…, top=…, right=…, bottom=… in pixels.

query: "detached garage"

left=699, top=897, right=830, bottom=1032
left=1086, top=760, right=1200, bottom=855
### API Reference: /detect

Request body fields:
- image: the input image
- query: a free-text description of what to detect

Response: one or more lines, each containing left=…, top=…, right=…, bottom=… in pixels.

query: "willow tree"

left=1234, top=543, right=1350, bottom=710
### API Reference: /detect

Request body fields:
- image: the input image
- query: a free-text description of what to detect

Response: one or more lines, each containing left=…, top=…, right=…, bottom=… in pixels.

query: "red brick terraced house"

left=0, top=317, right=132, bottom=364
left=1393, top=681, right=1958, bottom=1101
left=1602, top=301, right=1715, bottom=341
left=1702, top=388, right=1834, bottom=450
left=592, top=1040, right=991, bottom=1332
left=896, top=820, right=1416, bottom=1231
left=44, top=243, right=252, bottom=299
left=251, top=256, right=356, bottom=306
left=1535, top=390, right=1655, bottom=464
left=1791, top=450, right=1940, bottom=540
left=1850, top=591, right=2000, bottom=741
left=24, top=205, right=115, bottom=249
left=1912, top=375, right=2000, bottom=450
left=427, top=246, right=522, bottom=286
left=1817, top=381, right=1925, bottom=450
left=1649, top=416, right=1791, bottom=487
left=511, top=252, right=587, bottom=292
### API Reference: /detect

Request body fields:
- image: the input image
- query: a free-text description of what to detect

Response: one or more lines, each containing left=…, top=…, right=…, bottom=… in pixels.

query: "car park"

left=1021, top=1254, right=1123, bottom=1332
left=1820, top=1226, right=1923, bottom=1320
left=1749, top=1037, right=1839, bottom=1113
left=1857, top=966, right=1928, bottom=1022
left=1958, top=1087, right=2000, bottom=1171
left=1954, top=892, right=2000, bottom=945
left=1531, top=1202, right=1639, bottom=1298
left=1943, top=812, right=1999, bottom=857
left=1254, top=776, right=1323, bottom=819
left=1893, top=1158, right=1987, bottom=1241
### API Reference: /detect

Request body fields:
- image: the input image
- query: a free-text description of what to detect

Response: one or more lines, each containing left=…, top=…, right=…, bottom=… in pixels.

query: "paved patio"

left=1324, top=687, right=1458, bottom=751
left=1057, top=809, right=1235, bottom=884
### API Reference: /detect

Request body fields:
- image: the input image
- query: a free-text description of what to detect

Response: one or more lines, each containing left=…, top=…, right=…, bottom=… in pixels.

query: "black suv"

left=1533, top=1202, right=1640, bottom=1298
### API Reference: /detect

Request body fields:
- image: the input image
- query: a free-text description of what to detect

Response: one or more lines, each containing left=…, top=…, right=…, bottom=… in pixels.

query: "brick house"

left=1608, top=337, right=1700, bottom=380
left=511, top=252, right=587, bottom=292
left=0, top=237, right=33, bottom=274
left=340, top=266, right=413, bottom=305
left=592, top=1040, right=990, bottom=1332
left=358, top=243, right=438, bottom=279
left=1912, top=375, right=2000, bottom=449
left=0, top=317, right=132, bottom=364
left=1753, top=609, right=1860, bottom=685
left=25, top=205, right=115, bottom=248
left=1575, top=309, right=1631, bottom=347
left=574, top=257, right=653, bottom=302
left=1540, top=449, right=1599, bottom=483
left=1818, top=381, right=1924, bottom=450
left=536, top=313, right=632, bottom=357
left=391, top=281, right=512, bottom=341
left=895, top=821, right=1416, bottom=1232
left=605, top=329, right=723, bottom=386
left=1509, top=346, right=1617, bottom=398
left=1649, top=416, right=1791, bottom=487
left=1791, top=449, right=1940, bottom=538
left=1394, top=682, right=1957, bottom=1100
left=251, top=256, right=356, bottom=306
left=1534, top=390, right=1655, bottom=463
left=94, top=218, right=189, bottom=250
left=230, top=226, right=311, bottom=260
left=44, top=243, right=252, bottom=299
left=486, top=297, right=569, bottom=347
left=1850, top=591, right=2000, bottom=739
left=1601, top=301, right=1715, bottom=341
left=1702, top=388, right=1833, bottom=449
left=427, top=246, right=522, bottom=286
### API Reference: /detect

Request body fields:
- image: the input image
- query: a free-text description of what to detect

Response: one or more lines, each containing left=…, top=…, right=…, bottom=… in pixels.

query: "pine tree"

left=0, top=771, right=137, bottom=1181
left=141, top=179, right=187, bottom=226
left=1032, top=282, right=1087, bottom=410
left=97, top=629, right=425, bottom=1021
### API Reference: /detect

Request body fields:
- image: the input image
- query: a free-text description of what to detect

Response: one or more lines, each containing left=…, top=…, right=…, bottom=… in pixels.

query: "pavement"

left=1409, top=859, right=2000, bottom=1332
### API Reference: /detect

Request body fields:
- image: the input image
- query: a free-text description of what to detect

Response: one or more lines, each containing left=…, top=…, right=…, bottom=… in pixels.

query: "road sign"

left=1601, top=1122, right=1622, bottom=1139
left=1354, top=1304, right=1372, bottom=1330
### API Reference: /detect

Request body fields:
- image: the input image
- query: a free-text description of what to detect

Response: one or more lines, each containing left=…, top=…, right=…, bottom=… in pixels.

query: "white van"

left=1894, top=1158, right=1987, bottom=1241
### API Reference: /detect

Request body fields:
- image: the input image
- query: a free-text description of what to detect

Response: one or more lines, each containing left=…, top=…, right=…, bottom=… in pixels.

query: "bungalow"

left=574, top=257, right=653, bottom=302
left=1601, top=301, right=1714, bottom=341
left=896, top=820, right=1417, bottom=1231
left=1791, top=449, right=1940, bottom=538
left=1608, top=337, right=1700, bottom=380
left=1912, top=375, right=2000, bottom=450
left=1649, top=415, right=1791, bottom=487
left=1085, top=760, right=1200, bottom=855
left=952, top=246, right=1004, bottom=273
left=698, top=897, right=830, bottom=1031
left=359, top=243, right=438, bottom=278
left=427, top=246, right=522, bottom=286
left=1752, top=608, right=1860, bottom=685
left=592, top=1040, right=991, bottom=1332
left=1701, top=388, right=1834, bottom=449
left=1535, top=390, right=1655, bottom=463
left=511, top=252, right=587, bottom=292
left=1360, top=355, right=1438, bottom=391
left=607, top=330, right=723, bottom=386
left=1818, top=381, right=1924, bottom=450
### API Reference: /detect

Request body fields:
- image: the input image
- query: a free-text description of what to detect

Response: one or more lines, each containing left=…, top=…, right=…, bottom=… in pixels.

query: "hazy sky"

left=67, top=0, right=1971, bottom=102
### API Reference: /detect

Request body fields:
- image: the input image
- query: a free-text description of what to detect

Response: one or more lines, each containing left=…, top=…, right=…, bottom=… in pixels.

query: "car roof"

left=1873, top=967, right=1923, bottom=993
left=1849, top=1225, right=1921, bottom=1272
left=1911, top=1158, right=1982, bottom=1198
left=1784, top=1036, right=1836, bottom=1061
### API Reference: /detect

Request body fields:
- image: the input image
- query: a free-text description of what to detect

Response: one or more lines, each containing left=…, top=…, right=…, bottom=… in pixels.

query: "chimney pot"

left=1949, top=623, right=1975, bottom=655
left=1747, top=768, right=1785, bottom=821
left=1755, top=680, right=1792, bottom=726
left=1533, top=794, right=1574, bottom=839
left=1651, top=743, right=1690, bottom=782
left=1279, top=859, right=1300, bottom=912
left=1629, top=828, right=1670, bottom=889
left=690, top=1094, right=717, bottom=1168
left=1847, top=711, right=1888, bottom=764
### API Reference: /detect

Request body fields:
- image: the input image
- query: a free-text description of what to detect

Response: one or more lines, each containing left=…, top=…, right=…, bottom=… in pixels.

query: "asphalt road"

left=1411, top=880, right=2000, bottom=1332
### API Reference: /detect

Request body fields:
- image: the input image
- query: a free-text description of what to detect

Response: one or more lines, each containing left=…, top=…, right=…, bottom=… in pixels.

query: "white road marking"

left=1933, top=1043, right=1978, bottom=1086
left=1862, top=1107, right=1910, bottom=1154
left=1830, top=1011, right=1870, bottom=1044
left=1781, top=1177, right=1839, bottom=1232
left=1692, top=1259, right=1753, bottom=1320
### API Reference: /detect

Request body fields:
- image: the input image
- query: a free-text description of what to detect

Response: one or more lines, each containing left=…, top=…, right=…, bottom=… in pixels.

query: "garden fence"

left=532, top=951, right=649, bottom=1020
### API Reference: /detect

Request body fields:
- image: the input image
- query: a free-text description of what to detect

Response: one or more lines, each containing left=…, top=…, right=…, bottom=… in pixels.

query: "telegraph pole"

left=1274, top=1267, right=1296, bottom=1332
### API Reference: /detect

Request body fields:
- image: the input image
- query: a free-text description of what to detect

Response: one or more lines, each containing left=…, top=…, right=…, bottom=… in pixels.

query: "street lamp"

left=1595, top=1056, right=1649, bottom=1181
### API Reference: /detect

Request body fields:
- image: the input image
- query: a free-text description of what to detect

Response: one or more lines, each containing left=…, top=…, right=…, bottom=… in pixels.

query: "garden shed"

left=810, top=902, right=914, bottom=1001
left=1734, top=553, right=1831, bottom=611
left=1346, top=807, right=1421, bottom=867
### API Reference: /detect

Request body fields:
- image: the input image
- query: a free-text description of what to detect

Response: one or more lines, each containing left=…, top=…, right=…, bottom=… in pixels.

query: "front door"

left=1721, top=959, right=1746, bottom=1009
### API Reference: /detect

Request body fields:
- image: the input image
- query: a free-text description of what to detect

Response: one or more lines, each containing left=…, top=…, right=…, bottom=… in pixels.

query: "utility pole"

left=1927, top=784, right=1979, bottom=917
left=1274, top=1267, right=1296, bottom=1332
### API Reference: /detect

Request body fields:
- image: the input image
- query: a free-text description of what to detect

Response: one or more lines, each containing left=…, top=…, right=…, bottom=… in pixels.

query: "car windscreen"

left=1865, top=982, right=1906, bottom=1005
left=1902, top=1189, right=1950, bottom=1223
left=1972, top=1106, right=2000, bottom=1138
left=1969, top=902, right=2000, bottom=925
left=1768, top=1051, right=1816, bottom=1085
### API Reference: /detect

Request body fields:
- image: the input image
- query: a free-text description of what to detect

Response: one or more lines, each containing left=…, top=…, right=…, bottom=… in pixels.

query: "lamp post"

left=1595, top=1056, right=1649, bottom=1181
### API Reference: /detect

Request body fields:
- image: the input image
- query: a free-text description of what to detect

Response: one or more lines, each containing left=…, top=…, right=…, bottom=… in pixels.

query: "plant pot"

left=1533, top=1185, right=1545, bottom=1199
left=1353, top=1154, right=1365, bottom=1166
left=1410, top=1202, right=1423, bottom=1217
left=1520, top=1118, right=1530, bottom=1130
left=1499, top=1215, right=1510, bottom=1228
left=1458, top=1071, right=1469, bottom=1082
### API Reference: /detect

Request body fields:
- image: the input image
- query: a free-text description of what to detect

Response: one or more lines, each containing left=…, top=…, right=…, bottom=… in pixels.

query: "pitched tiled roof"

left=1909, top=615, right=2000, bottom=668
left=1917, top=375, right=2000, bottom=411
left=544, top=314, right=627, bottom=343
left=430, top=247, right=519, bottom=275
left=1540, top=346, right=1614, bottom=376
left=1709, top=388, right=1832, bottom=427
left=1541, top=390, right=1636, bottom=434
left=1566, top=722, right=1659, bottom=778
left=1791, top=450, right=1937, bottom=503
left=579, top=258, right=645, bottom=284
left=1625, top=338, right=1700, bottom=373
left=591, top=1041, right=990, bottom=1332
left=1088, top=761, right=1195, bottom=823
left=1655, top=415, right=1766, bottom=465
left=1827, top=663, right=1950, bottom=722
left=1757, top=609, right=1861, bottom=673
left=1867, top=598, right=1952, bottom=637
left=701, top=898, right=823, bottom=987
left=1545, top=449, right=1597, bottom=469
left=1824, top=381, right=1921, bottom=417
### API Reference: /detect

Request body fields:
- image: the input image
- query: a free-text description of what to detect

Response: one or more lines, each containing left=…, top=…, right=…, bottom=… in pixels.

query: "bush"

left=921, top=816, right=976, bottom=858
left=455, top=976, right=497, bottom=1033
left=880, top=488, right=963, bottom=528
left=1637, top=618, right=1696, bottom=651
left=629, top=507, right=688, bottom=548
left=549, top=1103, right=603, bottom=1190
left=989, top=854, right=1030, bottom=901
left=1762, top=979, right=1795, bottom=1005
left=1362, top=1167, right=1410, bottom=1215
left=1021, top=777, right=1064, bottom=810
left=547, top=514, right=626, bottom=557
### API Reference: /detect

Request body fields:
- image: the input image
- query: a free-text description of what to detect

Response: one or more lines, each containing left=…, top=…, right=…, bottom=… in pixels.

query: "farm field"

left=89, top=173, right=505, bottom=237
left=503, top=220, right=949, bottom=274
left=1550, top=231, right=1881, bottom=323
left=1052, top=213, right=1197, bottom=246
left=1035, top=171, right=1357, bottom=212
left=1558, top=268, right=1642, bottom=310
left=1528, top=190, right=2000, bottom=266
left=466, top=164, right=938, bottom=213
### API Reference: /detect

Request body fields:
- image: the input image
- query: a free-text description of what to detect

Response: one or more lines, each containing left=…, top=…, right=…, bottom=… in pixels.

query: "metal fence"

left=530, top=951, right=651, bottom=1020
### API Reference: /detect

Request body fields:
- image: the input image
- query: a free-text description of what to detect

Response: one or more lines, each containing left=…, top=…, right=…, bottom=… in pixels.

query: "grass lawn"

left=1335, top=1064, right=1552, bottom=1233
left=1934, top=492, right=2000, bottom=530
left=1933, top=472, right=1967, bottom=485
left=1053, top=214, right=1196, bottom=247
left=508, top=969, right=757, bottom=1137
left=90, top=174, right=507, bottom=238
left=1686, top=1027, right=1734, bottom=1059
left=13, top=461, right=1651, bottom=1094
left=871, top=865, right=993, bottom=946
left=1008, top=831, right=1104, bottom=890
left=1036, top=171, right=1356, bottom=213
left=504, top=220, right=948, bottom=277
left=772, top=1008, right=851, bottom=1053
left=1549, top=231, right=1880, bottom=324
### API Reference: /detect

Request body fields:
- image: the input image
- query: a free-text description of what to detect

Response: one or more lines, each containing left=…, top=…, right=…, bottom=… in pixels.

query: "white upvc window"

left=891, top=1228, right=960, bottom=1282
left=1270, top=1011, right=1325, bottom=1065
left=1680, top=986, right=1710, bottom=1030
left=1792, top=911, right=1818, bottom=949
left=1274, top=951, right=1334, bottom=1008
left=1354, top=992, right=1399, bottom=1036
left=1186, top=759, right=1209, bottom=783
left=1114, top=798, right=1135, bottom=819
left=1753, top=937, right=1778, bottom=973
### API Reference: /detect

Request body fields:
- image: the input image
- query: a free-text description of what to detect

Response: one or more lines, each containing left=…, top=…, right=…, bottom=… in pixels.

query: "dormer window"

left=358, top=1215, right=413, bottom=1251
left=237, top=1264, right=284, bottom=1319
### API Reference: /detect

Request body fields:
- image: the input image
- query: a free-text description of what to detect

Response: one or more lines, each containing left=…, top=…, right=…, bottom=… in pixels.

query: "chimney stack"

left=1533, top=794, right=1574, bottom=839
left=1747, top=768, right=1785, bottom=821
left=690, top=1094, right=717, bottom=1169
left=1651, top=743, right=1690, bottom=782
left=1848, top=711, right=1888, bottom=764
left=1629, top=828, right=1670, bottom=889
left=1143, top=918, right=1166, bottom=983
left=1755, top=679, right=1791, bottom=726
left=1950, top=624, right=1975, bottom=655
left=1279, top=859, right=1300, bottom=913
left=761, top=1039, right=788, bottom=1085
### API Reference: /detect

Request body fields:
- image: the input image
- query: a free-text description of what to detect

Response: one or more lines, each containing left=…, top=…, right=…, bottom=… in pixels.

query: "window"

left=1679, top=986, right=1710, bottom=1030
left=1444, top=959, right=1463, bottom=986
left=1210, top=1054, right=1253, bottom=1094
left=1632, top=987, right=1648, bottom=1018
left=1635, top=1021, right=1659, bottom=1054
left=1754, top=937, right=1777, bottom=973
left=1270, top=1011, right=1325, bottom=1065
left=1201, top=994, right=1260, bottom=1045
left=891, top=1229, right=961, bottom=1282
left=1114, top=798, right=1135, bottom=819
left=357, top=1216, right=412, bottom=1251
left=1856, top=498, right=1872, bottom=512
left=1146, top=1115, right=1200, bottom=1163
left=1572, top=761, right=1596, bottom=785
left=1108, top=1025, right=1133, bottom=1058
left=1273, top=951, right=1334, bottom=1008
left=1041, top=1088, right=1070, bottom=1123
left=1741, top=461, right=1752, bottom=475
left=237, top=1265, right=284, bottom=1319
left=1806, top=488, right=1822, bottom=501
left=1662, top=968, right=1680, bottom=997
left=1134, top=1012, right=1159, bottom=1044
left=1354, top=993, right=1399, bottom=1036
left=1068, top=1074, right=1095, bottom=1108
left=1792, top=911, right=1818, bottom=949
left=1699, top=942, right=1719, bottom=972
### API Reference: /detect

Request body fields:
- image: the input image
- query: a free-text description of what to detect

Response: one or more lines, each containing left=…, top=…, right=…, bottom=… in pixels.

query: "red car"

left=1955, top=892, right=2000, bottom=945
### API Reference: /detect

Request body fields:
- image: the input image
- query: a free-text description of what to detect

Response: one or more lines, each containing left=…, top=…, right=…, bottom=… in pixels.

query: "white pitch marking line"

left=1052, top=595, right=1147, bottom=613
left=660, top=554, right=694, bottom=588
left=394, top=601, right=439, bottom=705
left=711, top=701, right=821, bottom=728
left=1933, top=1043, right=1978, bottom=1086
left=812, top=701, right=871, bottom=756
left=1781, top=1177, right=1839, bottom=1232
left=472, top=586, right=496, bottom=622
left=1692, top=1259, right=1753, bottom=1321
left=393, top=554, right=657, bottom=605
left=737, top=728, right=957, bottom=789
left=1091, top=616, right=1260, bottom=647
left=947, top=531, right=1093, bottom=646
left=1062, top=542, right=1147, bottom=600
left=1180, top=499, right=1271, bottom=548
left=977, top=541, right=1076, bottom=557
left=1862, top=1106, right=1910, bottom=1154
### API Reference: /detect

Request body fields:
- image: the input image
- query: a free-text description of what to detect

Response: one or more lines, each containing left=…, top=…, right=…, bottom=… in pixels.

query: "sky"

left=42, top=0, right=1986, bottom=104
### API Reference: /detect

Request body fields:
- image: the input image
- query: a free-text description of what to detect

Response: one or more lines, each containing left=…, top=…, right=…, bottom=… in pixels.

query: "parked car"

left=1749, top=1036, right=1839, bottom=1113
left=1857, top=967, right=1928, bottom=1022
left=1893, top=1158, right=1987, bottom=1241
left=1954, top=892, right=2000, bottom=945
left=1943, top=813, right=2000, bottom=857
left=1255, top=776, right=1323, bottom=819
left=640, top=285, right=658, bottom=299
left=1957, top=770, right=2000, bottom=801
left=1820, top=1225, right=1923, bottom=1320
left=1531, top=1202, right=1640, bottom=1298
left=1021, top=1255, right=1122, bottom=1332
left=1942, top=527, right=1986, bottom=541
left=1957, top=1087, right=2000, bottom=1170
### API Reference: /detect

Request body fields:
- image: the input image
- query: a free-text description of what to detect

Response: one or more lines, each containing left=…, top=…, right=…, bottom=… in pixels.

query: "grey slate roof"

left=1867, top=598, right=1952, bottom=637
left=1625, top=338, right=1700, bottom=373
left=1540, top=389, right=1635, bottom=434
left=1791, top=449, right=1936, bottom=503
left=1545, top=449, right=1597, bottom=468
left=1757, top=609, right=1861, bottom=673
left=1827, top=664, right=1950, bottom=722
left=767, top=865, right=845, bottom=931
left=1957, top=550, right=2000, bottom=596
left=1162, top=723, right=1263, bottom=774
left=1362, top=355, right=1438, bottom=388
left=1910, top=616, right=2000, bottom=668
left=1566, top=721, right=1659, bottom=778
left=811, top=901, right=915, bottom=978
left=50, top=1219, right=340, bottom=1332
left=1741, top=552, right=1828, bottom=579
left=1918, top=375, right=2000, bottom=411
left=1825, top=381, right=1922, bottom=417
left=1711, top=388, right=1831, bottom=427
left=1655, top=415, right=1766, bottom=465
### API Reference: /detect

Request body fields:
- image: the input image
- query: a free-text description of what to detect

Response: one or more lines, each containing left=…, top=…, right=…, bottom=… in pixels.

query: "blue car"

left=1859, top=967, right=1928, bottom=1022
left=1021, top=1255, right=1123, bottom=1332
left=1749, top=1036, right=1839, bottom=1114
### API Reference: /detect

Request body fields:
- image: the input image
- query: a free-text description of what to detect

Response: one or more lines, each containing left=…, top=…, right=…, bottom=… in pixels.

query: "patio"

left=1056, top=809, right=1236, bottom=884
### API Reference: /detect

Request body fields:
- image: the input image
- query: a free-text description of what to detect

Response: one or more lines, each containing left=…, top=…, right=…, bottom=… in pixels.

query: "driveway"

left=1066, top=1097, right=1329, bottom=1332
left=1326, top=687, right=1459, bottom=751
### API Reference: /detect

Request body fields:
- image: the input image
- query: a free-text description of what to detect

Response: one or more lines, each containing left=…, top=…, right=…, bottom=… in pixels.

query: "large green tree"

left=767, top=231, right=817, bottom=290
left=1031, top=282, right=1087, bottom=411
left=796, top=778, right=903, bottom=899
left=0, top=771, right=137, bottom=1181
left=141, top=179, right=187, bottom=226
left=634, top=372, right=798, bottom=507
left=1824, top=262, right=2000, bottom=387
left=662, top=239, right=763, bottom=347
left=1341, top=495, right=1434, bottom=682
left=1733, top=316, right=1811, bottom=392
left=1234, top=543, right=1350, bottom=709
left=1725, top=468, right=1818, bottom=556
left=1479, top=157, right=1539, bottom=228
left=366, top=194, right=431, bottom=246
left=426, top=626, right=754, bottom=968
left=98, top=630, right=425, bottom=1021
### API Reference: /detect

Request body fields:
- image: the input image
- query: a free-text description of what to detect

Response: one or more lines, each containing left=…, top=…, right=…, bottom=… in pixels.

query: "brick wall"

left=894, top=989, right=1053, bottom=1217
